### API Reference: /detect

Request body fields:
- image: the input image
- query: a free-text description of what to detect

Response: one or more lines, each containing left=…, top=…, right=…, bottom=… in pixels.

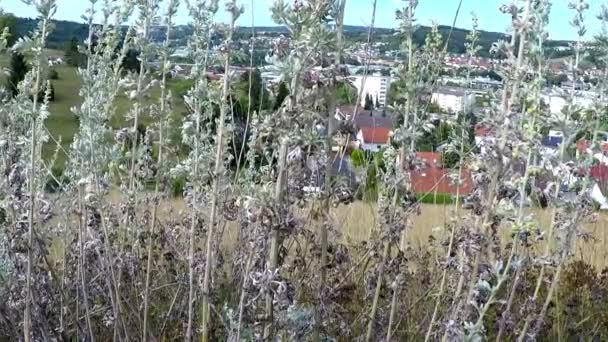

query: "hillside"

left=9, top=16, right=573, bottom=56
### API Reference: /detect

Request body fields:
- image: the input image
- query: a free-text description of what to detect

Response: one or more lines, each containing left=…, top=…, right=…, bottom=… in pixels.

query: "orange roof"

left=416, top=152, right=442, bottom=168
left=360, top=127, right=392, bottom=144
left=576, top=139, right=608, bottom=153
left=410, top=152, right=473, bottom=196
left=475, top=124, right=494, bottom=137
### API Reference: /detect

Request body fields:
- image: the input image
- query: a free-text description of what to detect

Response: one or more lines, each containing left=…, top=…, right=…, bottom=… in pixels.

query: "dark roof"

left=336, top=105, right=366, bottom=117
left=306, top=156, right=358, bottom=189
left=542, top=136, right=563, bottom=148
left=354, top=112, right=395, bottom=129
left=435, top=87, right=468, bottom=96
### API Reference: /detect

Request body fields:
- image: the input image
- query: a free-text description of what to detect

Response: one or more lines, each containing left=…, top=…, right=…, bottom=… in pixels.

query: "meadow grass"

left=0, top=49, right=190, bottom=168
left=115, top=193, right=608, bottom=270
left=34, top=60, right=189, bottom=168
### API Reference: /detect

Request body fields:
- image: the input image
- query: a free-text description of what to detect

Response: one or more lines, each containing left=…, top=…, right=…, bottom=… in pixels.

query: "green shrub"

left=169, top=79, right=195, bottom=98
left=48, top=68, right=59, bottom=80
left=351, top=149, right=365, bottom=168
left=44, top=167, right=69, bottom=193
left=172, top=176, right=186, bottom=197
left=416, top=193, right=458, bottom=204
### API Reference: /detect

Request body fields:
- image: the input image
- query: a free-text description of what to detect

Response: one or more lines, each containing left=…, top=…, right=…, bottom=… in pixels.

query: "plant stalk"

left=201, top=7, right=237, bottom=340
left=264, top=139, right=288, bottom=340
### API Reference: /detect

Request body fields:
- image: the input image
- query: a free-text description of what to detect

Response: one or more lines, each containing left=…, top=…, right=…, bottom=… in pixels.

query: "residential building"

left=474, top=124, right=495, bottom=145
left=443, top=54, right=495, bottom=71
left=431, top=87, right=475, bottom=113
left=349, top=73, right=393, bottom=108
left=356, top=127, right=392, bottom=152
left=333, top=106, right=395, bottom=153
left=541, top=90, right=596, bottom=114
left=335, top=105, right=366, bottom=120
left=470, top=77, right=503, bottom=90
left=335, top=105, right=395, bottom=124
left=303, top=156, right=358, bottom=193
left=410, top=152, right=473, bottom=196
left=353, top=111, right=395, bottom=130
left=576, top=139, right=608, bottom=165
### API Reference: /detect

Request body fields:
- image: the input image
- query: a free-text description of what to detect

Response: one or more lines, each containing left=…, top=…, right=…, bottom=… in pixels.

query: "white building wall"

left=431, top=91, right=475, bottom=113
left=350, top=74, right=392, bottom=107
left=356, top=130, right=384, bottom=152
left=542, top=93, right=595, bottom=114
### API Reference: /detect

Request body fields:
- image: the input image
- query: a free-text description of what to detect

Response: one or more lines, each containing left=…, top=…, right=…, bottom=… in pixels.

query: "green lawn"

left=40, top=65, right=189, bottom=169
left=43, top=65, right=81, bottom=167
left=2, top=50, right=190, bottom=170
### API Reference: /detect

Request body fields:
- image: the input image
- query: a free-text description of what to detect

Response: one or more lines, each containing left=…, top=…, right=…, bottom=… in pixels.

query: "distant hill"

left=12, top=18, right=90, bottom=49
left=9, top=16, right=573, bottom=57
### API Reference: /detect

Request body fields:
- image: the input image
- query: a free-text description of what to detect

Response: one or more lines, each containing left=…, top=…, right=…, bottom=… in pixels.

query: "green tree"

left=0, top=14, right=18, bottom=47
left=64, top=37, right=85, bottom=67
left=336, top=81, right=357, bottom=105
left=122, top=49, right=141, bottom=73
left=428, top=101, right=444, bottom=113
left=36, top=82, right=55, bottom=102
left=234, top=68, right=270, bottom=120
left=48, top=68, right=59, bottom=80
left=273, top=81, right=289, bottom=110
left=170, top=79, right=195, bottom=99
left=363, top=93, right=373, bottom=110
left=387, top=78, right=406, bottom=105
left=8, top=52, right=29, bottom=97
left=352, top=150, right=385, bottom=202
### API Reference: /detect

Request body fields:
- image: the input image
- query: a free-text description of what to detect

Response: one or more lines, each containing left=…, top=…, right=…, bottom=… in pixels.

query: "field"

left=2, top=50, right=190, bottom=168
left=133, top=194, right=608, bottom=270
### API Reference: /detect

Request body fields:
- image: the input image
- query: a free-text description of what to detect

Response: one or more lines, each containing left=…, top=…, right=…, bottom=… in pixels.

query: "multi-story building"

left=541, top=90, right=596, bottom=114
left=431, top=87, right=476, bottom=113
left=349, top=73, right=393, bottom=108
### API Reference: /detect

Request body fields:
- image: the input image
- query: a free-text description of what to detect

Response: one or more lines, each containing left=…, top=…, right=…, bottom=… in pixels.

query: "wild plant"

left=171, top=0, right=220, bottom=339
left=0, top=0, right=57, bottom=340
left=1, top=0, right=608, bottom=340
left=142, top=0, right=179, bottom=339
left=66, top=1, right=136, bottom=339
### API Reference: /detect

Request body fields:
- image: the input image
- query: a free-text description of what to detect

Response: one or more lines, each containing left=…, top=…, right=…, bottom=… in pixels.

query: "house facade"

left=356, top=127, right=392, bottom=152
left=431, top=87, right=475, bottom=113
left=349, top=74, right=393, bottom=108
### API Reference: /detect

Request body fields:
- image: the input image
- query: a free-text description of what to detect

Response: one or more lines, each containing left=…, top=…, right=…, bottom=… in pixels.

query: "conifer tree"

left=8, top=52, right=28, bottom=97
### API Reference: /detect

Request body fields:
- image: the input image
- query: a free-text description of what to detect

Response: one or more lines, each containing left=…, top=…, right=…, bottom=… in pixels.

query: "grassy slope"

left=40, top=63, right=189, bottom=169
left=1, top=49, right=189, bottom=168
left=43, top=64, right=80, bottom=167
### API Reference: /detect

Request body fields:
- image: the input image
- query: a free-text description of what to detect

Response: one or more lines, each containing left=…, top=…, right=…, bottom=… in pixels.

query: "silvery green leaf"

left=477, top=280, right=491, bottom=292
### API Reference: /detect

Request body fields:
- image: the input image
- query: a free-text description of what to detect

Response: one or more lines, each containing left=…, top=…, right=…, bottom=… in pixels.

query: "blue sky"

left=1, top=0, right=604, bottom=40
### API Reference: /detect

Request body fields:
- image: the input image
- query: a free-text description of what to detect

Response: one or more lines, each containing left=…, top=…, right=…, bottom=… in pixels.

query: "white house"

left=349, top=73, right=393, bottom=108
left=356, top=127, right=392, bottom=152
left=541, top=90, right=596, bottom=114
left=431, top=87, right=475, bottom=113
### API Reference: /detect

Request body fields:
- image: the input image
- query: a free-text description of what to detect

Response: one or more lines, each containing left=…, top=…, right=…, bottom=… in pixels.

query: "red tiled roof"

left=360, top=127, right=392, bottom=144
left=416, top=152, right=442, bottom=168
left=410, top=152, right=473, bottom=196
left=591, top=164, right=608, bottom=183
left=475, top=124, right=494, bottom=137
left=576, top=139, right=608, bottom=153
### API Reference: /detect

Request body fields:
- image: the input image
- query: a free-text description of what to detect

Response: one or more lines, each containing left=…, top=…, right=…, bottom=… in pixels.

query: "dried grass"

left=145, top=195, right=608, bottom=270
